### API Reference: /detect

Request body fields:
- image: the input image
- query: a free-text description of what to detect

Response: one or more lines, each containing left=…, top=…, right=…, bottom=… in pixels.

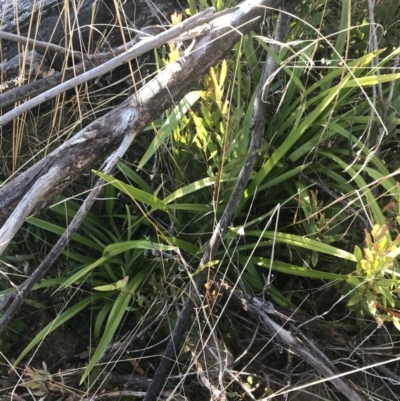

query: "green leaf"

left=343, top=73, right=400, bottom=87
left=138, top=91, right=203, bottom=169
left=94, top=302, right=113, bottom=338
left=94, top=172, right=169, bottom=213
left=311, top=251, right=318, bottom=267
left=117, top=162, right=151, bottom=192
left=24, top=299, right=46, bottom=309
left=245, top=231, right=356, bottom=262
left=80, top=271, right=146, bottom=384
left=245, top=256, right=347, bottom=280
left=60, top=240, right=170, bottom=289
left=27, top=217, right=103, bottom=252
left=163, top=175, right=235, bottom=204
left=60, top=255, right=116, bottom=289
left=190, top=260, right=219, bottom=277
left=103, top=240, right=177, bottom=257
left=161, top=236, right=199, bottom=255
left=93, top=284, right=118, bottom=292
left=15, top=293, right=104, bottom=366
left=378, top=286, right=395, bottom=307
left=354, top=246, right=364, bottom=263
left=347, top=290, right=363, bottom=307
left=347, top=275, right=362, bottom=287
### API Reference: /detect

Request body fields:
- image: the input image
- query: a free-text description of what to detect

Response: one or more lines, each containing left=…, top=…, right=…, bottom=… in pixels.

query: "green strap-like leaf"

left=80, top=271, right=146, bottom=384
left=245, top=231, right=356, bottom=261
left=244, top=256, right=348, bottom=280
left=138, top=91, right=203, bottom=169
left=95, top=171, right=169, bottom=213
left=15, top=293, right=105, bottom=366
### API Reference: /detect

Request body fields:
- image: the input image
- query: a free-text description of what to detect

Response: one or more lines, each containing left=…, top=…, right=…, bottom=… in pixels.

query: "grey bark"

left=219, top=281, right=369, bottom=401
left=0, top=0, right=183, bottom=65
left=142, top=3, right=293, bottom=400
left=0, top=9, right=216, bottom=128
left=0, top=7, right=219, bottom=235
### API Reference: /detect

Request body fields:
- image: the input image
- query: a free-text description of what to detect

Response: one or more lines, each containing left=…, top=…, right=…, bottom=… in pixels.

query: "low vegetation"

left=1, top=0, right=400, bottom=400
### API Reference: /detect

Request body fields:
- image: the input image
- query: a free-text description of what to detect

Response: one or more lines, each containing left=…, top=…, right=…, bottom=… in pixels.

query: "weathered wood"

left=0, top=8, right=217, bottom=236
left=0, top=0, right=182, bottom=65
left=0, top=9, right=217, bottom=128
left=218, top=281, right=370, bottom=401
left=0, top=1, right=184, bottom=137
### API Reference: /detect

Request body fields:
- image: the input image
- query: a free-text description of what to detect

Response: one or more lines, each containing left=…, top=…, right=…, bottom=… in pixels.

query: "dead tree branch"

left=0, top=0, right=286, bottom=332
left=0, top=30, right=88, bottom=60
left=218, top=281, right=369, bottom=401
left=142, top=2, right=294, bottom=400
left=0, top=0, right=183, bottom=62
left=0, top=26, right=166, bottom=110
left=0, top=8, right=216, bottom=128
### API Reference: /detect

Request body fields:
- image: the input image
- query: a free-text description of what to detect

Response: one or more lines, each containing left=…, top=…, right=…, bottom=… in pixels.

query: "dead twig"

left=0, top=7, right=216, bottom=128
left=217, top=280, right=369, bottom=401
left=0, top=132, right=137, bottom=331
left=142, top=2, right=290, bottom=400
left=0, top=30, right=89, bottom=61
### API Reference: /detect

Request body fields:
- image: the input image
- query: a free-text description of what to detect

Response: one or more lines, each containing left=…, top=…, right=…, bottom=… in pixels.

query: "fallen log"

left=0, top=0, right=182, bottom=64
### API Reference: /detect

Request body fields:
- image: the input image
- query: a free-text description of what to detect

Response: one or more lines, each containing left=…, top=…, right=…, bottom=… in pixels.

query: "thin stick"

left=0, top=30, right=89, bottom=60
left=142, top=2, right=290, bottom=400
left=0, top=7, right=216, bottom=128
left=219, top=281, right=369, bottom=401
left=0, top=132, right=137, bottom=333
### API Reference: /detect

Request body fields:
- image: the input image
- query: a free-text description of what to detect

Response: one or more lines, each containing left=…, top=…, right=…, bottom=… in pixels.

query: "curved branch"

left=142, top=1, right=291, bottom=400
left=0, top=8, right=216, bottom=128
left=0, top=2, right=285, bottom=338
left=0, top=30, right=88, bottom=60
